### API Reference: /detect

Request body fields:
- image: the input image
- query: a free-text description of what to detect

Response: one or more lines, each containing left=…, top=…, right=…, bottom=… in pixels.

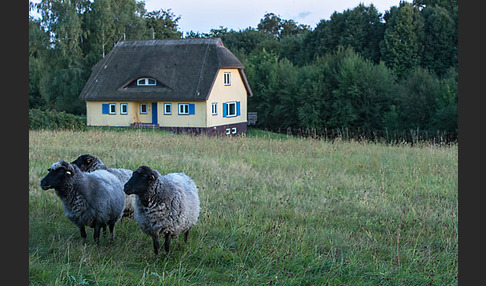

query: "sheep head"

left=124, top=166, right=157, bottom=196
left=71, top=154, right=107, bottom=172
left=40, top=160, right=76, bottom=190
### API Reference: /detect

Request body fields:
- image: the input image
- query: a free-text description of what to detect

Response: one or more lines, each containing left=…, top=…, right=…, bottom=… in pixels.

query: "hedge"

left=29, top=109, right=86, bottom=131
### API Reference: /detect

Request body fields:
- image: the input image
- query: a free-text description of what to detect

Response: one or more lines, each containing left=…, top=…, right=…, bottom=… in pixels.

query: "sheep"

left=123, top=166, right=200, bottom=255
left=71, top=154, right=135, bottom=218
left=40, top=160, right=126, bottom=245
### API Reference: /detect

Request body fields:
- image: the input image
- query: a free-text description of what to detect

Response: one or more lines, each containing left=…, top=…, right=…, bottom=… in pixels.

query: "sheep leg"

left=164, top=233, right=171, bottom=253
left=93, top=224, right=101, bottom=245
left=79, top=226, right=87, bottom=245
left=108, top=223, right=115, bottom=243
left=184, top=228, right=190, bottom=243
left=152, top=235, right=159, bottom=255
left=102, top=225, right=107, bottom=237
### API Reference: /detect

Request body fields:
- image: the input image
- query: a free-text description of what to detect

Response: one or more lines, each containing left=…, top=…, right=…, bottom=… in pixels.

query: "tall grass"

left=29, top=129, right=458, bottom=285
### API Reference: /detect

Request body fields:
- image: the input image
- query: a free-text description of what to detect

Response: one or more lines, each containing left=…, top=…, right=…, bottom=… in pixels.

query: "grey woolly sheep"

left=40, top=160, right=126, bottom=245
left=123, top=166, right=200, bottom=255
left=71, top=154, right=135, bottom=218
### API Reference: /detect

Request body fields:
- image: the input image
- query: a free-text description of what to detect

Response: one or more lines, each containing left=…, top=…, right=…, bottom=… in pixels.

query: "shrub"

left=29, top=108, right=86, bottom=131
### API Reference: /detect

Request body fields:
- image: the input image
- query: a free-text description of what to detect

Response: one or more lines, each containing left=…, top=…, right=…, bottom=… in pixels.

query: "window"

left=224, top=72, right=231, bottom=86
left=223, top=101, right=240, bottom=117
left=164, top=103, right=172, bottom=115
left=120, top=103, right=128, bottom=115
left=140, top=103, right=148, bottom=114
left=109, top=103, right=116, bottom=114
left=212, top=103, right=218, bottom=115
left=225, top=127, right=238, bottom=135
left=102, top=103, right=116, bottom=114
left=179, top=103, right=189, bottom=115
left=228, top=102, right=236, bottom=117
left=137, top=77, right=157, bottom=86
left=178, top=103, right=195, bottom=115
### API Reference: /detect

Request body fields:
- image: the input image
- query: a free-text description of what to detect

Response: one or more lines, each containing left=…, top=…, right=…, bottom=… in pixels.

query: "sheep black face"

left=71, top=154, right=106, bottom=172
left=40, top=160, right=76, bottom=191
left=124, top=166, right=157, bottom=196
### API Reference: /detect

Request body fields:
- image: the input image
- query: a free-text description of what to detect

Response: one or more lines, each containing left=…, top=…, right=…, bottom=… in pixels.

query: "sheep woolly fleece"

left=41, top=160, right=126, bottom=243
left=71, top=154, right=135, bottom=217
left=133, top=170, right=200, bottom=239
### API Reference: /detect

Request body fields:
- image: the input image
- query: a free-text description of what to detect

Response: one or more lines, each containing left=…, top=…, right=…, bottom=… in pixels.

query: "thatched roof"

left=79, top=38, right=252, bottom=101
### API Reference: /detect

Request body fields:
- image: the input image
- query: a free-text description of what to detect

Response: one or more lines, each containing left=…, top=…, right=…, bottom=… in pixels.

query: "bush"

left=29, top=109, right=86, bottom=131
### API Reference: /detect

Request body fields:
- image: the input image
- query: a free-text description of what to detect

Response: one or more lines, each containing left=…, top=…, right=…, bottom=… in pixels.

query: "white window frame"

left=109, top=103, right=116, bottom=115
left=140, top=103, right=148, bottom=114
left=224, top=72, right=231, bottom=86
left=212, top=102, right=218, bottom=115
left=164, top=103, right=172, bottom=115
left=120, top=103, right=128, bottom=115
left=179, top=103, right=189, bottom=115
left=226, top=101, right=237, bottom=117
left=137, top=78, right=157, bottom=86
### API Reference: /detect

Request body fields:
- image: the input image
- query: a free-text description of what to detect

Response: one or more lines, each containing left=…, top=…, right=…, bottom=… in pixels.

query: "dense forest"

left=29, top=0, right=458, bottom=133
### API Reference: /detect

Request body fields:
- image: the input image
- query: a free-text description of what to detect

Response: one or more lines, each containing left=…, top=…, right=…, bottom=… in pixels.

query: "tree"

left=245, top=49, right=300, bottom=128
left=421, top=5, right=456, bottom=76
left=380, top=2, right=424, bottom=78
left=83, top=0, right=116, bottom=62
left=29, top=16, right=49, bottom=109
left=36, top=0, right=89, bottom=114
left=431, top=67, right=458, bottom=131
left=221, top=28, right=273, bottom=56
left=144, top=9, right=182, bottom=39
left=395, top=67, right=441, bottom=130
left=331, top=51, right=396, bottom=130
left=257, top=13, right=309, bottom=40
left=257, top=13, right=282, bottom=38
left=302, top=4, right=384, bottom=64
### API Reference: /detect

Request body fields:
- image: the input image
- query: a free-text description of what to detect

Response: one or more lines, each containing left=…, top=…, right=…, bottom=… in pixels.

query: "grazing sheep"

left=40, top=160, right=126, bottom=245
left=71, top=154, right=135, bottom=218
left=123, top=166, right=200, bottom=255
left=71, top=154, right=107, bottom=172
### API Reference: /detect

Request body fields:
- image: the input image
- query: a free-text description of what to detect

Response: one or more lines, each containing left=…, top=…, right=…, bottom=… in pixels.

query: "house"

left=79, top=38, right=253, bottom=135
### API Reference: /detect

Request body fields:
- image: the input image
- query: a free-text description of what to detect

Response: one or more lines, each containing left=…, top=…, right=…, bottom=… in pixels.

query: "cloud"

left=297, top=11, right=311, bottom=19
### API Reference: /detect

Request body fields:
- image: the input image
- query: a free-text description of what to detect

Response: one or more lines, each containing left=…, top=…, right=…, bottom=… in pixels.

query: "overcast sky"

left=29, top=0, right=406, bottom=34
left=144, top=0, right=405, bottom=34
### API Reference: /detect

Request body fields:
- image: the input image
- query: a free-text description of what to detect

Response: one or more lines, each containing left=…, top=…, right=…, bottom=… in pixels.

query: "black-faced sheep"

left=40, top=160, right=126, bottom=245
left=123, top=166, right=200, bottom=255
left=71, top=154, right=135, bottom=218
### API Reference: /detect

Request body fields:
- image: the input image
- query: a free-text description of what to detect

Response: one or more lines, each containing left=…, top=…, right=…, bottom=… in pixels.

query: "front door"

left=152, top=102, right=158, bottom=125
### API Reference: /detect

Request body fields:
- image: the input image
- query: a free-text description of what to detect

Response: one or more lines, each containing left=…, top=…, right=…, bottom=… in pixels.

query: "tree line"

left=29, top=0, right=458, bottom=133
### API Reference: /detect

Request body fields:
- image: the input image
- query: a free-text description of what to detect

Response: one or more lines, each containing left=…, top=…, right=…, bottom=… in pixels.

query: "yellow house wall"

left=157, top=101, right=206, bottom=127
left=206, top=69, right=248, bottom=128
left=86, top=101, right=159, bottom=126
left=86, top=101, right=207, bottom=127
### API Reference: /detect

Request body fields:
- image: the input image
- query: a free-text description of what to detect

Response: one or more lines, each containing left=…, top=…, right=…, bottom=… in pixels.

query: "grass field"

left=29, top=129, right=458, bottom=285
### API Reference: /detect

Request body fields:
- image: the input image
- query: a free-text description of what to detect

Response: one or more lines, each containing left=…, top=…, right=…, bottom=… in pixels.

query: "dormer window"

left=137, top=78, right=157, bottom=86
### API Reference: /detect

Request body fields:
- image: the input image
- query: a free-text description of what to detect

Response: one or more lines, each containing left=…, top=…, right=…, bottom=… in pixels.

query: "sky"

left=29, top=0, right=406, bottom=34
left=143, top=0, right=405, bottom=34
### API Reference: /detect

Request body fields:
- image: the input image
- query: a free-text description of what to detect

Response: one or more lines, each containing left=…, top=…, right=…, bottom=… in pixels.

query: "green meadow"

left=29, top=129, right=458, bottom=285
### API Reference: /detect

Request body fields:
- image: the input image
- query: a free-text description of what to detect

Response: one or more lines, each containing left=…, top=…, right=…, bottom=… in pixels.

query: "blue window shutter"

left=236, top=101, right=241, bottom=116
left=189, top=104, right=195, bottom=115
left=102, top=104, right=109, bottom=114
left=223, top=103, right=227, bottom=117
